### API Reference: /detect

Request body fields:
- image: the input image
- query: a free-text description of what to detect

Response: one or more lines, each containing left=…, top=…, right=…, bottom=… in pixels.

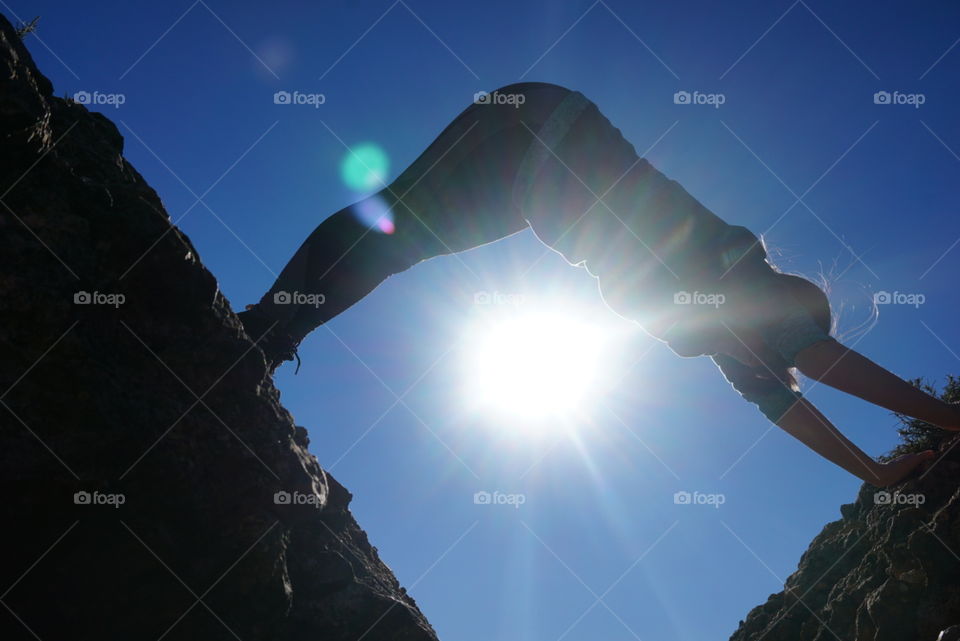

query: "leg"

left=245, top=83, right=574, bottom=356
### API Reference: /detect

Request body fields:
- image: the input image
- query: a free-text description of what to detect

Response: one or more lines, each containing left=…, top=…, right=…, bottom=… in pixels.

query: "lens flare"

left=341, top=143, right=389, bottom=191
left=351, top=194, right=395, bottom=234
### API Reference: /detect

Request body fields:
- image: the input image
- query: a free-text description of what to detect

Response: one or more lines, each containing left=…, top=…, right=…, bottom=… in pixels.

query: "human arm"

left=714, top=283, right=942, bottom=485
left=748, top=284, right=960, bottom=431
left=773, top=395, right=882, bottom=484
left=777, top=399, right=936, bottom=487
left=774, top=395, right=937, bottom=486
left=714, top=354, right=936, bottom=486
left=794, top=338, right=960, bottom=431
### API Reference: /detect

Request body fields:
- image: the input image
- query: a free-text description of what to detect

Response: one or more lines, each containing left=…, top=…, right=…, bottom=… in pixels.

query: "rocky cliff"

left=729, top=380, right=960, bottom=641
left=0, top=14, right=436, bottom=641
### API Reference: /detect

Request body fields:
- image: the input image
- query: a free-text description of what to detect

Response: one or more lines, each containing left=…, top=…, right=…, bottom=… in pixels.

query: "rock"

left=729, top=437, right=960, bottom=639
left=0, top=12, right=436, bottom=641
left=839, top=501, right=859, bottom=520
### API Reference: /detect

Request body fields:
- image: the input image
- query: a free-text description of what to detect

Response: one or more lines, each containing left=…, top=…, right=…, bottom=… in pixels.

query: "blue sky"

left=12, top=1, right=960, bottom=639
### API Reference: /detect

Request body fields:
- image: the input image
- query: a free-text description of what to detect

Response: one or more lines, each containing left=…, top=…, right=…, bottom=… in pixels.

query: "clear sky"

left=13, top=1, right=960, bottom=639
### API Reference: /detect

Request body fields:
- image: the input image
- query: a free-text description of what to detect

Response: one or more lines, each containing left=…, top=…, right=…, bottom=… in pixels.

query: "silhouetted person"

left=239, top=82, right=957, bottom=487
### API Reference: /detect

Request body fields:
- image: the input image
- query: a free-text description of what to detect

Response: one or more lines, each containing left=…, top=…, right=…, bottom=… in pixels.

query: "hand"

left=873, top=450, right=936, bottom=487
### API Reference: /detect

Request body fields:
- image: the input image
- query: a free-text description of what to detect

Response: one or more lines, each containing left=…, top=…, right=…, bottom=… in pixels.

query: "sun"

left=462, top=310, right=607, bottom=422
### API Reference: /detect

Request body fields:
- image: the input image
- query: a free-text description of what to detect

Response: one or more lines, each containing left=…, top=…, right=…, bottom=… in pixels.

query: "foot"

left=874, top=449, right=937, bottom=487
left=236, top=308, right=299, bottom=373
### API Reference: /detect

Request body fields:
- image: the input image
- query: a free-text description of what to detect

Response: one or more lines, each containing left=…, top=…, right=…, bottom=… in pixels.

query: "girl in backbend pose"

left=239, top=82, right=956, bottom=488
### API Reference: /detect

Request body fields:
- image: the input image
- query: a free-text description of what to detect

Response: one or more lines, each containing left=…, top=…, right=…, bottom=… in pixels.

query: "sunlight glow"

left=463, top=311, right=606, bottom=421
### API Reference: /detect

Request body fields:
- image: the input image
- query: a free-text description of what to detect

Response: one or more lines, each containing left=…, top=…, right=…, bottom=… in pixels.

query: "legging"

left=252, top=82, right=818, bottom=421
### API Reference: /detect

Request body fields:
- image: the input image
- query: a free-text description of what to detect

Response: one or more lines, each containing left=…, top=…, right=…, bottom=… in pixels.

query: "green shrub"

left=15, top=16, right=40, bottom=39
left=879, top=374, right=960, bottom=462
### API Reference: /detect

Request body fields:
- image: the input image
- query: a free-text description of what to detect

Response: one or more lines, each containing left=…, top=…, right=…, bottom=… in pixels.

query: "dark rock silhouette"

left=0, top=14, right=436, bottom=641
left=729, top=427, right=960, bottom=641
